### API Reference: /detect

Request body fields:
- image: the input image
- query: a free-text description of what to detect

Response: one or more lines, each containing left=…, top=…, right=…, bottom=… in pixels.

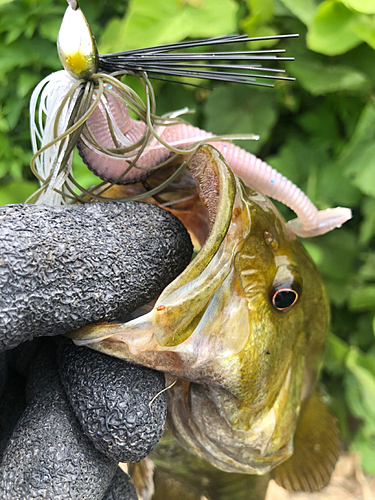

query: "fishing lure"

left=29, top=0, right=351, bottom=237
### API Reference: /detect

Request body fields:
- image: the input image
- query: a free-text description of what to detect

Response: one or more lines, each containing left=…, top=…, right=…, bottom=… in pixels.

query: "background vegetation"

left=1, top=0, right=375, bottom=474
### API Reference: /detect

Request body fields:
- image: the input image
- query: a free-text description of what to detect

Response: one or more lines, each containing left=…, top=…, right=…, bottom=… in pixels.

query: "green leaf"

left=38, top=17, right=61, bottom=43
left=203, top=85, right=277, bottom=155
left=0, top=181, right=38, bottom=205
left=317, top=160, right=361, bottom=207
left=341, top=101, right=375, bottom=157
left=0, top=46, right=30, bottom=73
left=345, top=373, right=369, bottom=422
left=344, top=348, right=375, bottom=469
left=153, top=83, right=200, bottom=126
left=17, top=72, right=40, bottom=99
left=297, top=105, right=339, bottom=145
left=349, top=314, right=375, bottom=351
left=246, top=0, right=274, bottom=24
left=338, top=43, right=375, bottom=84
left=307, top=0, right=363, bottom=55
left=325, top=282, right=353, bottom=306
left=349, top=145, right=375, bottom=198
left=343, top=0, right=375, bottom=14
left=241, top=0, right=278, bottom=48
left=352, top=426, right=375, bottom=474
left=241, top=23, right=279, bottom=49
left=309, top=228, right=358, bottom=305
left=346, top=348, right=375, bottom=420
left=301, top=241, right=324, bottom=266
left=352, top=15, right=375, bottom=49
left=3, top=96, right=25, bottom=130
left=277, top=0, right=317, bottom=25
left=0, top=110, right=9, bottom=133
left=72, top=151, right=106, bottom=190
left=294, top=59, right=367, bottom=94
left=266, top=136, right=327, bottom=188
left=99, top=0, right=238, bottom=52
left=324, top=333, right=349, bottom=375
left=316, top=229, right=358, bottom=282
left=285, top=43, right=368, bottom=95
left=349, top=286, right=375, bottom=311
left=358, top=253, right=375, bottom=282
left=340, top=102, right=375, bottom=198
left=273, top=0, right=294, bottom=16
left=188, top=0, right=239, bottom=38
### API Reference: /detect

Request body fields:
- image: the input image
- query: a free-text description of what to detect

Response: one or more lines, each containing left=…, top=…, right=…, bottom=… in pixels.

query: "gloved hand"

left=0, top=201, right=193, bottom=499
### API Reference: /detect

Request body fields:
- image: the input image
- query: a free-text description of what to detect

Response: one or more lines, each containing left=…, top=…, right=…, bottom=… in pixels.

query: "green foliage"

left=99, top=0, right=238, bottom=52
left=241, top=0, right=278, bottom=43
left=285, top=39, right=370, bottom=94
left=203, top=86, right=278, bottom=154
left=1, top=0, right=375, bottom=475
left=278, top=0, right=375, bottom=55
left=276, top=0, right=317, bottom=25
left=307, top=0, right=365, bottom=55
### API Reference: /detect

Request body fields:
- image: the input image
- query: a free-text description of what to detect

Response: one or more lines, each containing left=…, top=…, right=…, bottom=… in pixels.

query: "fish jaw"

left=71, top=289, right=307, bottom=475
left=165, top=333, right=306, bottom=475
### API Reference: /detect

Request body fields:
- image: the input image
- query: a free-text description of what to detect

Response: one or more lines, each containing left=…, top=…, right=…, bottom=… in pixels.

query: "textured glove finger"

left=0, top=342, right=117, bottom=500
left=58, top=339, right=167, bottom=463
left=0, top=201, right=193, bottom=352
left=0, top=367, right=27, bottom=461
left=0, top=340, right=42, bottom=460
left=102, top=467, right=138, bottom=500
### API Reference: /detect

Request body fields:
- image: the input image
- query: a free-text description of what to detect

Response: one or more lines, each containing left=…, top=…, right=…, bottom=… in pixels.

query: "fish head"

left=161, top=178, right=330, bottom=475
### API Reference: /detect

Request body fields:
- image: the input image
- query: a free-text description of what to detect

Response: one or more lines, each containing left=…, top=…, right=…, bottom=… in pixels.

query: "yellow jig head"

left=57, top=1, right=98, bottom=80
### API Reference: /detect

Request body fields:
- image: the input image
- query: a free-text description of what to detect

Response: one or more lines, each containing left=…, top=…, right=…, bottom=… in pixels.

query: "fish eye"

left=271, top=288, right=299, bottom=312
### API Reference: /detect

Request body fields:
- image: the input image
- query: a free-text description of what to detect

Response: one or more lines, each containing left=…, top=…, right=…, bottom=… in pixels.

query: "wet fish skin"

left=70, top=145, right=339, bottom=496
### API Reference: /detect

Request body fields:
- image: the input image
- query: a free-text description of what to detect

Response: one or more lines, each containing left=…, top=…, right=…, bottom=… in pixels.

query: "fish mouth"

left=165, top=356, right=303, bottom=475
left=67, top=145, right=306, bottom=475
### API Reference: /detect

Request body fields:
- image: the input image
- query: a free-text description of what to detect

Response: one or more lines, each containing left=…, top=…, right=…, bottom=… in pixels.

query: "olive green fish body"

left=70, top=145, right=339, bottom=495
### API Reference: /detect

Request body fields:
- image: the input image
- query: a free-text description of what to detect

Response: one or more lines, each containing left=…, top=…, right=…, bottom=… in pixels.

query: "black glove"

left=0, top=201, right=193, bottom=499
left=0, top=201, right=192, bottom=352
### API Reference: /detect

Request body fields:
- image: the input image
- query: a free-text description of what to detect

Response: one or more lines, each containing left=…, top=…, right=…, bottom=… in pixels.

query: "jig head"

left=57, top=1, right=98, bottom=80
